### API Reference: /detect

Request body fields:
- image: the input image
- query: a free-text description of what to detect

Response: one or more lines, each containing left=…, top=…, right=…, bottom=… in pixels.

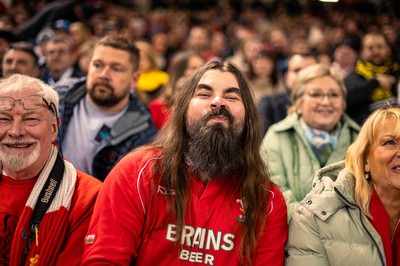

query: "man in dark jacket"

left=40, top=35, right=85, bottom=86
left=344, top=32, right=400, bottom=125
left=57, top=35, right=157, bottom=181
left=257, top=53, right=317, bottom=134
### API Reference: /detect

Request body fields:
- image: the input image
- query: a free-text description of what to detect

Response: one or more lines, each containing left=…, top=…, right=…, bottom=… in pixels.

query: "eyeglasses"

left=305, top=90, right=342, bottom=101
left=0, top=95, right=51, bottom=111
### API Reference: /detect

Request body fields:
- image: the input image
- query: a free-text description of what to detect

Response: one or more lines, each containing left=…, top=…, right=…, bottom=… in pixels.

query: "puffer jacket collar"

left=300, top=160, right=358, bottom=221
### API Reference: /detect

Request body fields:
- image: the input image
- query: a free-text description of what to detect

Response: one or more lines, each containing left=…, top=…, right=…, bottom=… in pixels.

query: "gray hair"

left=0, top=74, right=59, bottom=111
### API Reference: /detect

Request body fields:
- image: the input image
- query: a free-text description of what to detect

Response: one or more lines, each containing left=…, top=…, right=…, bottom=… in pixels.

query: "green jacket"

left=260, top=112, right=360, bottom=220
left=286, top=161, right=386, bottom=266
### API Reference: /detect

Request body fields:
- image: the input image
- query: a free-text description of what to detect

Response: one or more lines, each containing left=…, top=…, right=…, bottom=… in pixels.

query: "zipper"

left=334, top=187, right=386, bottom=266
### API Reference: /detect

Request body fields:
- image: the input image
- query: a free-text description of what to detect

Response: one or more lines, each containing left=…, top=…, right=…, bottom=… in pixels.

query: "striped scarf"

left=355, top=58, right=399, bottom=103
left=5, top=145, right=77, bottom=266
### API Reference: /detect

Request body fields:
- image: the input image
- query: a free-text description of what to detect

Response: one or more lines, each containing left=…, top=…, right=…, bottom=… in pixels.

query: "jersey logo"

left=157, top=185, right=175, bottom=195
left=236, top=199, right=245, bottom=223
left=84, top=234, right=96, bottom=245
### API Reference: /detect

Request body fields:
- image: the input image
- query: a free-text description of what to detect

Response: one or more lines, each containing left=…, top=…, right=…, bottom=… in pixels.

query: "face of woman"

left=366, top=118, right=400, bottom=192
left=299, top=76, right=345, bottom=132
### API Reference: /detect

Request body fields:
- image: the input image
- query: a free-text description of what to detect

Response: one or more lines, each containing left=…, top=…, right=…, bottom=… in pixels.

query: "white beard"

left=0, top=142, right=41, bottom=172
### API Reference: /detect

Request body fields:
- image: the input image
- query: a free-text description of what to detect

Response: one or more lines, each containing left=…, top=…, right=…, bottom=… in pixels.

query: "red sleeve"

left=55, top=171, right=102, bottom=265
left=148, top=99, right=168, bottom=129
left=81, top=151, right=155, bottom=265
left=254, top=184, right=288, bottom=266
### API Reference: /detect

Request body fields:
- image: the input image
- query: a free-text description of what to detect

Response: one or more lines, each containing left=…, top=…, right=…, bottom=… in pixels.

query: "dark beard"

left=88, top=82, right=126, bottom=107
left=186, top=108, right=244, bottom=182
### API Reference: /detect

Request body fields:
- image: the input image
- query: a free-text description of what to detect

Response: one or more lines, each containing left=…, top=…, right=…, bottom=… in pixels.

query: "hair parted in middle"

left=146, top=60, right=271, bottom=265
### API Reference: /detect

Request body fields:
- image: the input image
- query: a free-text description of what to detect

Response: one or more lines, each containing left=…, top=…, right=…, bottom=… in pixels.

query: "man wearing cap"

left=52, top=19, right=71, bottom=36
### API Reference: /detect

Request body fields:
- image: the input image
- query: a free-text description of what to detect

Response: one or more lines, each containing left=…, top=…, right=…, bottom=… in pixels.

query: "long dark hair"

left=151, top=60, right=271, bottom=264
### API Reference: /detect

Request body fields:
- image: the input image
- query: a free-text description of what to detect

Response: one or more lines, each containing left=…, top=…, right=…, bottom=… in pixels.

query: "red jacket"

left=82, top=149, right=288, bottom=265
left=1, top=168, right=101, bottom=266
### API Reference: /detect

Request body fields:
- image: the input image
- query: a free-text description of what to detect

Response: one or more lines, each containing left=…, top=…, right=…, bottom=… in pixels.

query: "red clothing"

left=82, top=149, right=288, bottom=265
left=0, top=175, right=37, bottom=264
left=148, top=99, right=170, bottom=129
left=370, top=188, right=400, bottom=266
left=0, top=170, right=101, bottom=266
left=52, top=170, right=101, bottom=265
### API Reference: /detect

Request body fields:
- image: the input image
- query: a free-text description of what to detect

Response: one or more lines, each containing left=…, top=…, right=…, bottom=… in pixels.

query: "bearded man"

left=0, top=74, right=101, bottom=265
left=81, top=61, right=288, bottom=265
left=344, top=32, right=400, bottom=125
left=57, top=35, right=157, bottom=181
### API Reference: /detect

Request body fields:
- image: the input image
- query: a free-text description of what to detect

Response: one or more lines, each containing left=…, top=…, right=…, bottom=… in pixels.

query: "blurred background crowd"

left=0, top=0, right=398, bottom=75
left=0, top=0, right=399, bottom=130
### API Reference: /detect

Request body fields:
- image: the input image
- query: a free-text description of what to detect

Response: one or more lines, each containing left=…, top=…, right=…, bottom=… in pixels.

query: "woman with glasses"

left=260, top=63, right=360, bottom=220
left=286, top=107, right=400, bottom=266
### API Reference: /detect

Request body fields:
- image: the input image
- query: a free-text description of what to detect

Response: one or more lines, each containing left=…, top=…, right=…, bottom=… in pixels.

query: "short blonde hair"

left=288, top=63, right=347, bottom=114
left=345, top=107, right=400, bottom=217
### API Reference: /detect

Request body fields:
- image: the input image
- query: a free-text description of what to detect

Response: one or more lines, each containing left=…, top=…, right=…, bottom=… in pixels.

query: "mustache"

left=93, top=81, right=114, bottom=91
left=1, top=138, right=36, bottom=145
left=203, top=107, right=234, bottom=124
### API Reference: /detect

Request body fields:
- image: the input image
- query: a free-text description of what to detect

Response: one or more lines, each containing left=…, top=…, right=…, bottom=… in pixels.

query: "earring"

left=365, top=172, right=370, bottom=180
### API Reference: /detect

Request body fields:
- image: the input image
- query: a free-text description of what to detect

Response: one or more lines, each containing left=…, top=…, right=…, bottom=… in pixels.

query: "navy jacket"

left=258, top=90, right=291, bottom=135
left=57, top=77, right=157, bottom=181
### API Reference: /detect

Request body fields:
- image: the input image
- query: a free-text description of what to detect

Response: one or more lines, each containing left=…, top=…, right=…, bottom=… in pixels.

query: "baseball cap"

left=53, top=19, right=71, bottom=33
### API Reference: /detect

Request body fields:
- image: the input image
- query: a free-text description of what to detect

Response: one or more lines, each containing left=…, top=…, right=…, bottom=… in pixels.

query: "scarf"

left=355, top=58, right=399, bottom=103
left=5, top=145, right=77, bottom=266
left=302, top=119, right=341, bottom=166
left=369, top=187, right=400, bottom=266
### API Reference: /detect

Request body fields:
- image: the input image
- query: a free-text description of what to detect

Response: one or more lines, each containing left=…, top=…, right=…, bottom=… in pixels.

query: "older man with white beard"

left=0, top=74, right=101, bottom=265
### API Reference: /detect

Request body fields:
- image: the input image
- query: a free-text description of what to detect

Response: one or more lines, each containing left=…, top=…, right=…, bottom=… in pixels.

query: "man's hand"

left=375, top=73, right=396, bottom=89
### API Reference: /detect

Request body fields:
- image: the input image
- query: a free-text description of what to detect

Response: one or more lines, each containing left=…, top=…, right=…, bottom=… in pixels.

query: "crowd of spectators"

left=0, top=1, right=397, bottom=73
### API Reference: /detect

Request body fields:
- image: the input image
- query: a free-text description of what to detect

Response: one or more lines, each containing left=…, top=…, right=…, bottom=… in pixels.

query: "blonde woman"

left=286, top=107, right=400, bottom=266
